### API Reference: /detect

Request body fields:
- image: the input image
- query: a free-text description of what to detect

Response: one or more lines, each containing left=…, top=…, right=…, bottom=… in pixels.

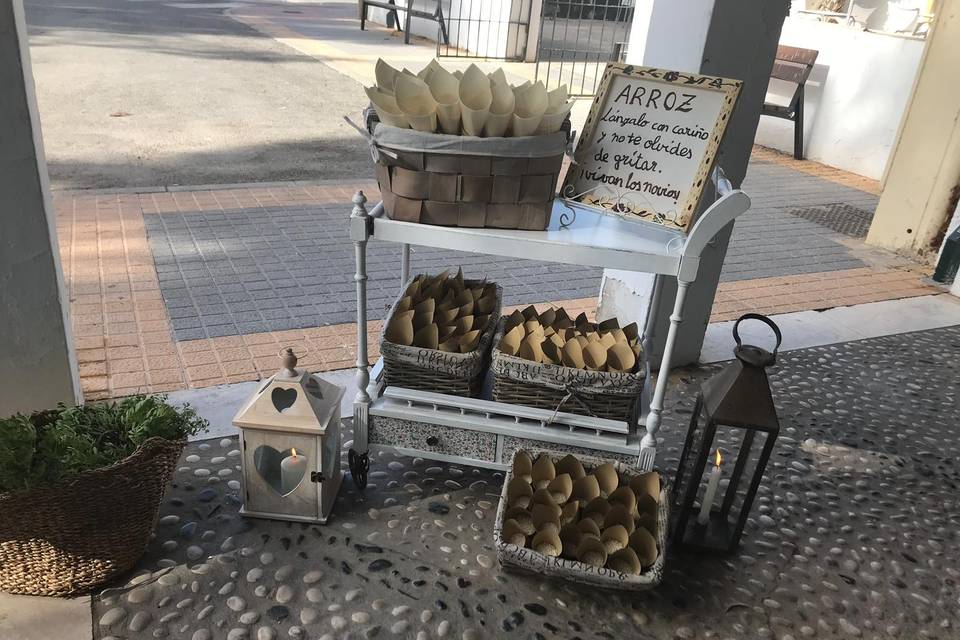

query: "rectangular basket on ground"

left=494, top=450, right=668, bottom=591
left=490, top=318, right=646, bottom=423
left=380, top=276, right=502, bottom=397
left=366, top=109, right=570, bottom=231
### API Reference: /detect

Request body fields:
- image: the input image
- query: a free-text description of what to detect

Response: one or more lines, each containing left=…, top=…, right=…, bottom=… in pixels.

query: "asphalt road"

left=25, top=0, right=371, bottom=190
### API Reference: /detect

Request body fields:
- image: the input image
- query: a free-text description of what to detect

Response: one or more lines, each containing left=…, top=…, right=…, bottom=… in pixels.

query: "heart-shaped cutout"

left=253, top=445, right=308, bottom=496
left=271, top=387, right=297, bottom=413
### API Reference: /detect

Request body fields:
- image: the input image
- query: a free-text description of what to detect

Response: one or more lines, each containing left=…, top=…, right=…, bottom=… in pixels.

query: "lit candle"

left=280, top=448, right=307, bottom=495
left=697, top=449, right=722, bottom=526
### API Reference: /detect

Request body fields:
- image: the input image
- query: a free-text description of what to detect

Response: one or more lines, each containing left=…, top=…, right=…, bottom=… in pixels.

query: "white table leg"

left=350, top=191, right=371, bottom=488
left=400, top=243, right=411, bottom=287
left=639, top=278, right=691, bottom=471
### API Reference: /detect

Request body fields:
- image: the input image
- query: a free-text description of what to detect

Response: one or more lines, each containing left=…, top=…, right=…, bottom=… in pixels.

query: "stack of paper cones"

left=501, top=451, right=661, bottom=574
left=384, top=269, right=497, bottom=354
left=497, top=306, right=642, bottom=372
left=367, top=59, right=573, bottom=138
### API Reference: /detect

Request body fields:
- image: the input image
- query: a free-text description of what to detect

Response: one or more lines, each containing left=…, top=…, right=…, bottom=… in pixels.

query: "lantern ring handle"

left=733, top=313, right=782, bottom=356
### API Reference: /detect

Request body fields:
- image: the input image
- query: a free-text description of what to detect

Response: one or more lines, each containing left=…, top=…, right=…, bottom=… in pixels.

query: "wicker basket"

left=494, top=450, right=668, bottom=591
left=366, top=109, right=569, bottom=230
left=0, top=436, right=185, bottom=596
left=380, top=276, right=502, bottom=397
left=490, top=317, right=646, bottom=423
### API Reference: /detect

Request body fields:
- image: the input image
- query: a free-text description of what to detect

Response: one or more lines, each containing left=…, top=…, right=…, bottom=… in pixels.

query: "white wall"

left=754, top=17, right=925, bottom=179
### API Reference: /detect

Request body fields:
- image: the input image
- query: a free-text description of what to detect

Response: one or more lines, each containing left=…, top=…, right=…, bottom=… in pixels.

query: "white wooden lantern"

left=232, top=348, right=344, bottom=523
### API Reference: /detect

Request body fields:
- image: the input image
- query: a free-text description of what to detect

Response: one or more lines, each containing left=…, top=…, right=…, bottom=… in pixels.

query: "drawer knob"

left=425, top=436, right=439, bottom=447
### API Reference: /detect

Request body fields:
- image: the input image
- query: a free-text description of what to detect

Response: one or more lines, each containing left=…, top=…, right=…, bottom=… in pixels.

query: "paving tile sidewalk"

left=54, top=149, right=934, bottom=401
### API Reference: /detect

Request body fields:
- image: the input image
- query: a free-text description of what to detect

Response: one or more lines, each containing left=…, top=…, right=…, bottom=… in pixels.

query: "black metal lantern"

left=672, top=314, right=781, bottom=553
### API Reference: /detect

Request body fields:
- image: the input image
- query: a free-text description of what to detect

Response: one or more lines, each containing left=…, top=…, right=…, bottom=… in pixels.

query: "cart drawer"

left=369, top=416, right=497, bottom=462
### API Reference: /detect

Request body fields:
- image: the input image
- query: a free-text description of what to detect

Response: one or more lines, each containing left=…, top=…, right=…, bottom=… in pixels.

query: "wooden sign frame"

left=561, top=64, right=742, bottom=232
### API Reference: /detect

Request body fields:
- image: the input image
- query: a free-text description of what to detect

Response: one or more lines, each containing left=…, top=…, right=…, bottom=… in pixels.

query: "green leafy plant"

left=0, top=395, right=207, bottom=493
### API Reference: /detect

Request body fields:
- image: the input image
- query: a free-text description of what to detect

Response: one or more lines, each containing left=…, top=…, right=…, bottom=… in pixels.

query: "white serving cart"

left=346, top=171, right=751, bottom=488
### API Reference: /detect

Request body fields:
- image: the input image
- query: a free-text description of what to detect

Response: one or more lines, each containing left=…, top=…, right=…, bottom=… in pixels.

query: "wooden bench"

left=761, top=45, right=819, bottom=160
left=359, top=0, right=449, bottom=46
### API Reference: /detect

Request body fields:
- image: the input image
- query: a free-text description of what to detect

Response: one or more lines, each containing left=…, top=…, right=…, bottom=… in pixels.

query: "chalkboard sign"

left=561, top=64, right=742, bottom=232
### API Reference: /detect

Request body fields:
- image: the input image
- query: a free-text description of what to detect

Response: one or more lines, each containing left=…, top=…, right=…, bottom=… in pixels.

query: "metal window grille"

left=535, top=0, right=635, bottom=97
left=437, top=0, right=533, bottom=61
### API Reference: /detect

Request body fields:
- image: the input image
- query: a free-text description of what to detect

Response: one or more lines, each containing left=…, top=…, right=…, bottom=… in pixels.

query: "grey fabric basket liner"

left=371, top=122, right=570, bottom=159
left=490, top=318, right=645, bottom=397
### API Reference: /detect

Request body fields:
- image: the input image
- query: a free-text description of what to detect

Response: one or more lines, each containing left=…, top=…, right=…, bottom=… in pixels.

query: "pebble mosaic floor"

left=93, top=325, right=960, bottom=639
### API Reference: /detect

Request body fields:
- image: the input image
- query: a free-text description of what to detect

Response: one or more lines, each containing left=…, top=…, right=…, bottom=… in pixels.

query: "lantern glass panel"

left=322, top=417, right=340, bottom=482
left=242, top=428, right=319, bottom=520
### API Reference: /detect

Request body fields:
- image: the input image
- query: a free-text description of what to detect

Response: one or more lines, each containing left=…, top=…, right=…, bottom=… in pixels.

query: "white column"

left=597, top=0, right=788, bottom=367
left=0, top=0, right=81, bottom=415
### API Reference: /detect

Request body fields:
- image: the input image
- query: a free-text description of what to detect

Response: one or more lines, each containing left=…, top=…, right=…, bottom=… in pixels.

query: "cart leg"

left=639, top=279, right=691, bottom=471
left=350, top=191, right=371, bottom=489
left=400, top=243, right=410, bottom=287
left=641, top=274, right=664, bottom=357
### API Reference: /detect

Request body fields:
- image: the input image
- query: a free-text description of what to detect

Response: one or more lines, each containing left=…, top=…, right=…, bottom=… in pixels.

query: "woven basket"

left=366, top=109, right=569, bottom=230
left=0, top=436, right=185, bottom=596
left=494, top=450, right=668, bottom=591
left=490, top=318, right=646, bottom=423
left=380, top=276, right=502, bottom=397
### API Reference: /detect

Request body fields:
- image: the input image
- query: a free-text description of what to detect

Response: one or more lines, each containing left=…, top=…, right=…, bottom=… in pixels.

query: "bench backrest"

left=771, top=45, right=818, bottom=87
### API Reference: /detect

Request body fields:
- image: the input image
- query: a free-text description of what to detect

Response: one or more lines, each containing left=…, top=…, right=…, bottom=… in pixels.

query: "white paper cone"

left=436, top=102, right=461, bottom=134
left=365, top=86, right=409, bottom=128
left=512, top=81, right=548, bottom=137
left=535, top=100, right=573, bottom=135
left=459, top=64, right=492, bottom=136
left=425, top=67, right=462, bottom=134
left=488, top=68, right=508, bottom=86
left=395, top=74, right=438, bottom=132
left=483, top=81, right=516, bottom=137
left=375, top=59, right=401, bottom=95
left=547, top=85, right=569, bottom=111
left=418, top=59, right=444, bottom=83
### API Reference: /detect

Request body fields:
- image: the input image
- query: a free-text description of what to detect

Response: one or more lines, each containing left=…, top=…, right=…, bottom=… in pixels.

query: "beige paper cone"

left=576, top=536, right=608, bottom=568
left=413, top=323, right=439, bottom=349
left=592, top=462, right=619, bottom=496
left=628, top=528, right=658, bottom=568
left=598, top=332, right=617, bottom=349
left=531, top=487, right=555, bottom=507
left=531, top=455, right=556, bottom=489
left=546, top=474, right=573, bottom=504
left=609, top=486, right=638, bottom=516
left=505, top=309, right=525, bottom=330
left=548, top=85, right=568, bottom=111
left=417, top=58, right=444, bottom=83
left=365, top=87, right=409, bottom=129
left=455, top=315, right=474, bottom=335
left=483, top=81, right=516, bottom=137
left=561, top=338, right=584, bottom=369
left=459, top=64, right=492, bottom=136
left=531, top=528, right=562, bottom=557
left=512, top=81, right=548, bottom=137
left=629, top=472, right=661, bottom=504
left=598, top=317, right=620, bottom=332
left=571, top=474, right=600, bottom=502
left=473, top=314, right=491, bottom=332
left=583, top=496, right=610, bottom=524
left=426, top=66, right=462, bottom=134
left=608, top=547, right=642, bottom=575
left=507, top=477, right=533, bottom=508
left=395, top=296, right=413, bottom=313
left=436, top=307, right=459, bottom=325
left=577, top=518, right=601, bottom=538
left=541, top=339, right=562, bottom=365
left=518, top=335, right=544, bottom=363
left=560, top=501, right=579, bottom=525
left=453, top=69, right=463, bottom=80
left=395, top=74, right=438, bottom=133
left=512, top=450, right=533, bottom=483
left=412, top=310, right=433, bottom=331
left=475, top=294, right=496, bottom=315
left=556, top=454, right=586, bottom=480
left=438, top=338, right=459, bottom=353
left=601, top=524, right=630, bottom=554
left=505, top=506, right=535, bottom=536
left=636, top=512, right=657, bottom=539
left=499, top=324, right=524, bottom=356
left=375, top=58, right=402, bottom=94
left=531, top=502, right=562, bottom=532
left=502, top=519, right=529, bottom=547
left=608, top=342, right=636, bottom=372
left=459, top=329, right=481, bottom=353
left=538, top=308, right=557, bottom=327
left=583, top=342, right=608, bottom=371
left=414, top=297, right=436, bottom=314
left=405, top=278, right=422, bottom=298
left=623, top=322, right=640, bottom=343
left=438, top=324, right=458, bottom=342
left=385, top=310, right=414, bottom=346
left=603, top=504, right=636, bottom=534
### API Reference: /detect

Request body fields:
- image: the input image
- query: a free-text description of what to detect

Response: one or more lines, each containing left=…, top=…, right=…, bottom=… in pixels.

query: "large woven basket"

left=0, top=436, right=185, bottom=596
left=380, top=276, right=502, bottom=397
left=490, top=318, right=646, bottom=423
left=494, top=450, right=668, bottom=591
left=366, top=109, right=569, bottom=230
